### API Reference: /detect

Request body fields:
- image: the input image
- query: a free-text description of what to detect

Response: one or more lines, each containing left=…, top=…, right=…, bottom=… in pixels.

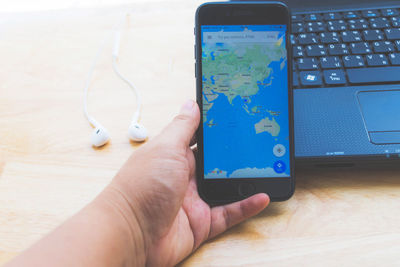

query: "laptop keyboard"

left=291, top=7, right=400, bottom=88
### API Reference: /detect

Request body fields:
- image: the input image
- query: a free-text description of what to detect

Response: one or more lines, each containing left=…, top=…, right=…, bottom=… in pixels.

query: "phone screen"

left=201, top=24, right=290, bottom=179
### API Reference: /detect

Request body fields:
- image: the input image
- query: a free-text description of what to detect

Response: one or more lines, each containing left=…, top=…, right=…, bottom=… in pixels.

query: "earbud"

left=84, top=14, right=148, bottom=148
left=128, top=122, right=148, bottom=142
left=91, top=125, right=110, bottom=147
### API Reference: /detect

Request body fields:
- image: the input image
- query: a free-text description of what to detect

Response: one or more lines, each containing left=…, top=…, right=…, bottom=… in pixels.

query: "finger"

left=208, top=194, right=270, bottom=240
left=159, top=100, right=200, bottom=149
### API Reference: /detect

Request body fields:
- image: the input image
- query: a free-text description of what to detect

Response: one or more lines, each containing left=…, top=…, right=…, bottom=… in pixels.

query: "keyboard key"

left=306, top=22, right=325, bottom=33
left=306, top=44, right=327, bottom=56
left=327, top=20, right=347, bottom=31
left=323, top=69, right=347, bottom=85
left=305, top=22, right=324, bottom=33
left=343, top=11, right=360, bottom=19
left=320, top=32, right=340, bottom=43
left=341, top=31, right=362, bottom=42
left=292, top=15, right=303, bottom=22
left=298, top=33, right=319, bottom=45
left=389, top=53, right=400, bottom=65
left=320, top=56, right=342, bottom=69
left=369, top=17, right=390, bottom=29
left=366, top=54, right=389, bottom=66
left=363, top=29, right=385, bottom=41
left=343, top=55, right=365, bottom=68
left=291, top=8, right=400, bottom=88
left=293, top=72, right=299, bottom=87
left=350, top=42, right=372, bottom=54
left=328, top=43, right=349, bottom=55
left=323, top=12, right=342, bottom=21
left=391, top=17, right=400, bottom=27
left=299, top=71, right=322, bottom=86
left=293, top=22, right=305, bottom=34
left=304, top=13, right=323, bottom=22
left=348, top=19, right=369, bottom=30
left=297, top=58, right=319, bottom=70
left=347, top=66, right=400, bottom=84
left=362, top=10, right=380, bottom=18
left=384, top=28, right=400, bottom=40
left=372, top=41, right=395, bottom=53
left=381, top=9, right=399, bottom=17
left=293, top=46, right=304, bottom=58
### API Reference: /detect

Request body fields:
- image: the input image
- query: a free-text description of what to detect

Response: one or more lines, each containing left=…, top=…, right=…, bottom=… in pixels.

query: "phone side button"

left=194, top=63, right=197, bottom=78
left=238, top=183, right=255, bottom=197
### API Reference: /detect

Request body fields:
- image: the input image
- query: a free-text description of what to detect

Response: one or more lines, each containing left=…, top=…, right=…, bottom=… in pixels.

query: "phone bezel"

left=195, top=2, right=294, bottom=204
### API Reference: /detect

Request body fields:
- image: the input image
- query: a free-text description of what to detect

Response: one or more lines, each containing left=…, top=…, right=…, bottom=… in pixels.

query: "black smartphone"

left=195, top=2, right=294, bottom=204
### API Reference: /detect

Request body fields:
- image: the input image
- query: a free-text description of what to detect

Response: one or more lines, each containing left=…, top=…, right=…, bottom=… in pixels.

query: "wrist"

left=95, top=185, right=148, bottom=266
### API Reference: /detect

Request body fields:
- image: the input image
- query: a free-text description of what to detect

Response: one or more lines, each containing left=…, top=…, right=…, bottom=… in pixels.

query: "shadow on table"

left=237, top=165, right=400, bottom=229
left=295, top=163, right=400, bottom=191
left=204, top=164, right=400, bottom=244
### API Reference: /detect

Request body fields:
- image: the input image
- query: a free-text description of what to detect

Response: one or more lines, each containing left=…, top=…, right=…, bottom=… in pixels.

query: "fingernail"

left=180, top=99, right=195, bottom=115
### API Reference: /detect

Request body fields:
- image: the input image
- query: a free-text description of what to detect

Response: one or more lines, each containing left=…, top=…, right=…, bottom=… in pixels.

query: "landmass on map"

left=268, top=110, right=280, bottom=116
left=230, top=166, right=289, bottom=178
left=207, top=119, right=216, bottom=128
left=254, top=116, right=280, bottom=136
left=202, top=96, right=214, bottom=123
left=205, top=168, right=228, bottom=178
left=244, top=105, right=281, bottom=117
left=251, top=106, right=259, bottom=114
left=206, top=166, right=289, bottom=178
left=202, top=40, right=285, bottom=107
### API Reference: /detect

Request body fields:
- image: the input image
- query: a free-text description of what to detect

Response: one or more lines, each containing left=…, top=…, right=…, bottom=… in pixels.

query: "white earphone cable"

left=83, top=14, right=135, bottom=128
left=112, top=55, right=142, bottom=123
left=83, top=33, right=109, bottom=128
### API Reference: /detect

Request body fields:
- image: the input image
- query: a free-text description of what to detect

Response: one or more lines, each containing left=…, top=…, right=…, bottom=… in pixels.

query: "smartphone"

left=195, top=2, right=294, bottom=204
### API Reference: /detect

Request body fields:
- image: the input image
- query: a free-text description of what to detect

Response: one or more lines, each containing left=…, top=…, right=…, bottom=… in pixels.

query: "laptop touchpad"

left=357, top=90, right=400, bottom=145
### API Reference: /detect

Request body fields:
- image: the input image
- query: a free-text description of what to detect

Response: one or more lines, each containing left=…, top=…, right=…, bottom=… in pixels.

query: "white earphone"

left=83, top=14, right=148, bottom=147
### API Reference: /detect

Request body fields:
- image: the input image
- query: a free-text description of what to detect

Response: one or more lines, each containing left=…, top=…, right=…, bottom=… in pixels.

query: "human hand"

left=104, top=100, right=270, bottom=266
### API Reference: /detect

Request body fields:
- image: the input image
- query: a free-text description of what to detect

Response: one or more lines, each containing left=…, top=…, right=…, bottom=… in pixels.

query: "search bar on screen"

left=203, top=31, right=281, bottom=44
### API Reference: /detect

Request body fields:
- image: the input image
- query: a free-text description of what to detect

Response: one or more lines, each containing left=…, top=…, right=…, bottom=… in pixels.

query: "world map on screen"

left=201, top=25, right=290, bottom=179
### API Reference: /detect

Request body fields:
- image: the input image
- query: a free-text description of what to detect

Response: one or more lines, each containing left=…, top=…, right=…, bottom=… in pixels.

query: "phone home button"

left=238, top=183, right=255, bottom=197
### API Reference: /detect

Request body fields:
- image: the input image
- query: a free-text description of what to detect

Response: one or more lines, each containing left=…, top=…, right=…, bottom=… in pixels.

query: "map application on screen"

left=201, top=25, right=290, bottom=179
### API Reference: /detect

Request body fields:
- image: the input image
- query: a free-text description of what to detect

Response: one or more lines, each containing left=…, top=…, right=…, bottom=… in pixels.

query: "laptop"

left=238, top=0, right=400, bottom=166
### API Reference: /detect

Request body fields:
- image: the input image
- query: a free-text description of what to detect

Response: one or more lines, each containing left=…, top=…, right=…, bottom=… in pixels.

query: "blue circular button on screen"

left=273, top=160, right=286, bottom=174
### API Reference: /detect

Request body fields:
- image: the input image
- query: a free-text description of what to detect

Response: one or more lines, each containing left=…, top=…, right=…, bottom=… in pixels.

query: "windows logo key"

left=306, top=74, right=316, bottom=81
left=300, top=70, right=321, bottom=86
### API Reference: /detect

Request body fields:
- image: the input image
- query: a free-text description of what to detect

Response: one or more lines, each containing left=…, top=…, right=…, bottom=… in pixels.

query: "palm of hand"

left=143, top=145, right=268, bottom=267
left=113, top=103, right=269, bottom=267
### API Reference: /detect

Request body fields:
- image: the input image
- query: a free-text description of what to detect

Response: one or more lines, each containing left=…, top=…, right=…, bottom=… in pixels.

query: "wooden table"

left=1, top=1, right=400, bottom=266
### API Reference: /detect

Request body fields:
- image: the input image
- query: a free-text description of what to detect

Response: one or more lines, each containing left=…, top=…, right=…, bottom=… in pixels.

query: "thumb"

left=159, top=100, right=200, bottom=149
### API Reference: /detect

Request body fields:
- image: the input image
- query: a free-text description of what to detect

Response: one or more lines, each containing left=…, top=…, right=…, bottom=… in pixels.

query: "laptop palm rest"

left=357, top=90, right=400, bottom=145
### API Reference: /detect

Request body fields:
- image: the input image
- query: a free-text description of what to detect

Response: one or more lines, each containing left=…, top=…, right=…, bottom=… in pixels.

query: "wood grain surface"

left=1, top=1, right=400, bottom=266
